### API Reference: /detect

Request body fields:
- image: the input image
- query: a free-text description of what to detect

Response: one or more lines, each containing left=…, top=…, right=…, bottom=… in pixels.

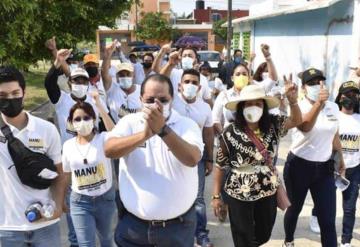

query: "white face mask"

left=182, top=84, right=198, bottom=100
left=162, top=103, right=171, bottom=119
left=69, top=64, right=79, bottom=72
left=71, top=84, right=88, bottom=99
left=305, top=85, right=321, bottom=102
left=181, top=57, right=194, bottom=70
left=243, top=106, right=263, bottom=123
left=73, top=119, right=94, bottom=136
left=143, top=102, right=171, bottom=119
left=262, top=72, right=269, bottom=80
left=118, top=77, right=133, bottom=89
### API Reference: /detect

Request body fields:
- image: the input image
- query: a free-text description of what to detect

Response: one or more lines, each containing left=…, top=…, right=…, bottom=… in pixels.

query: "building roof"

left=222, top=0, right=342, bottom=27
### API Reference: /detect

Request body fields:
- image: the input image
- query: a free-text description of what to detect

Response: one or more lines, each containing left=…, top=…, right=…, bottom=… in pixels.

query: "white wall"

left=248, top=0, right=355, bottom=98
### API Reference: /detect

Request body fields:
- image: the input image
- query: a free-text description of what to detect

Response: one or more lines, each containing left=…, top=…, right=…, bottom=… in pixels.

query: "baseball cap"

left=116, top=63, right=134, bottom=73
left=83, top=54, right=99, bottom=65
left=338, top=81, right=360, bottom=94
left=70, top=68, right=89, bottom=79
left=301, top=68, right=326, bottom=84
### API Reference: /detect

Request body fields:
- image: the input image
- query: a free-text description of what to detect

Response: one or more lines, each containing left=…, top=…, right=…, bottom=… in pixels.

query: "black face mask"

left=85, top=67, right=98, bottom=78
left=142, top=62, right=152, bottom=69
left=0, top=97, right=24, bottom=118
left=340, top=96, right=358, bottom=111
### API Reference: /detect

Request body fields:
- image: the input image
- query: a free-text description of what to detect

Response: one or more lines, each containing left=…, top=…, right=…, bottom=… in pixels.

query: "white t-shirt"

left=253, top=78, right=276, bottom=94
left=172, top=94, right=213, bottom=130
left=291, top=99, right=340, bottom=162
left=170, top=68, right=212, bottom=101
left=212, top=87, right=240, bottom=128
left=62, top=132, right=113, bottom=196
left=133, top=62, right=146, bottom=85
left=107, top=83, right=142, bottom=123
left=54, top=91, right=103, bottom=144
left=338, top=112, right=360, bottom=168
left=0, top=113, right=62, bottom=231
left=90, top=77, right=107, bottom=103
left=108, top=110, right=204, bottom=220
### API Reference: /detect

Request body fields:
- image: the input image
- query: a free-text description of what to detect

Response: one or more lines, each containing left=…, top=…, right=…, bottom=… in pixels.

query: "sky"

left=170, top=0, right=254, bottom=16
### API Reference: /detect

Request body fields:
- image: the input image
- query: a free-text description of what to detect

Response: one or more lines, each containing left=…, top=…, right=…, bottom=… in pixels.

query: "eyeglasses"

left=73, top=116, right=92, bottom=122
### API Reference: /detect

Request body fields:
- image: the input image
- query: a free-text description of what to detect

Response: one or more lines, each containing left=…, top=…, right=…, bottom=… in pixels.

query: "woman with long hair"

left=212, top=78, right=301, bottom=246
left=62, top=92, right=116, bottom=247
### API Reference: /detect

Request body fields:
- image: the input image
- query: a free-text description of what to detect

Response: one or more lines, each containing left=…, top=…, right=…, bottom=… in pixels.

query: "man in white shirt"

left=156, top=45, right=213, bottom=107
left=172, top=69, right=214, bottom=247
left=101, top=44, right=142, bottom=123
left=0, top=66, right=66, bottom=246
left=104, top=74, right=203, bottom=247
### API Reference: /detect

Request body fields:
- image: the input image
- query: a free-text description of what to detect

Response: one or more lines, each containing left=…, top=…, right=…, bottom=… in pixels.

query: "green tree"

left=135, top=12, right=173, bottom=42
left=213, top=19, right=227, bottom=41
left=0, top=0, right=132, bottom=68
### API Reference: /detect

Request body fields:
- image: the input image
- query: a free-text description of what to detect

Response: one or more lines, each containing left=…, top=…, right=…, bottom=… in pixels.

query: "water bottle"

left=25, top=202, right=55, bottom=222
left=25, top=202, right=42, bottom=222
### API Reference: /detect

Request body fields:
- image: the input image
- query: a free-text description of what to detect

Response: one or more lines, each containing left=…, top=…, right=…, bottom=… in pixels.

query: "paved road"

left=32, top=102, right=360, bottom=247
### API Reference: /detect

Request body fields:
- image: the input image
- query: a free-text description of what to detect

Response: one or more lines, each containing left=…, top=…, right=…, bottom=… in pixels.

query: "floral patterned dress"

left=216, top=115, right=288, bottom=201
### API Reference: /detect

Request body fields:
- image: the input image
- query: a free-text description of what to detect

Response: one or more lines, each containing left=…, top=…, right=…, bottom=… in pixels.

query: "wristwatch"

left=211, top=194, right=221, bottom=200
left=158, top=124, right=170, bottom=138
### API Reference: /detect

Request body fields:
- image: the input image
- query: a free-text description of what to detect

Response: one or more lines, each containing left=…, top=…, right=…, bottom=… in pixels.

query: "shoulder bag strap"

left=244, top=126, right=274, bottom=170
left=0, top=115, right=14, bottom=140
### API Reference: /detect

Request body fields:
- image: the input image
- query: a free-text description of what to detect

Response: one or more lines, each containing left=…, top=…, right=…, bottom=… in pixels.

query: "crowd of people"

left=0, top=36, right=359, bottom=247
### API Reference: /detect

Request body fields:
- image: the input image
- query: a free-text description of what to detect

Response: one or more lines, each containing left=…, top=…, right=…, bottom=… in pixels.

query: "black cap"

left=301, top=68, right=326, bottom=84
left=338, top=81, right=360, bottom=94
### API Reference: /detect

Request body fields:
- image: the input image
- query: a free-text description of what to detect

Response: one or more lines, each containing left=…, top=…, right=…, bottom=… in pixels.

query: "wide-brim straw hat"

left=225, top=84, right=280, bottom=111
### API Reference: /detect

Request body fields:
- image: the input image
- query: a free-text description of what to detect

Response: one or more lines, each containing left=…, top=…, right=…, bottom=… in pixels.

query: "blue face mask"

left=305, top=85, right=321, bottom=102
left=234, top=57, right=242, bottom=64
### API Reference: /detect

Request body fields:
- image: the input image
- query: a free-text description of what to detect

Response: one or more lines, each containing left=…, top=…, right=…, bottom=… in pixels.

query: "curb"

left=29, top=100, right=50, bottom=113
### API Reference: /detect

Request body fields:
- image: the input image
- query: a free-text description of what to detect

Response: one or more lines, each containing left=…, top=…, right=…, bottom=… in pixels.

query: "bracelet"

left=289, top=102, right=298, bottom=106
left=211, top=194, right=221, bottom=200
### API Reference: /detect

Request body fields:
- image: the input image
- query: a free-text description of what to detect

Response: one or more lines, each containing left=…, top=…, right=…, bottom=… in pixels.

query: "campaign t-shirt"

left=107, top=83, right=142, bottom=123
left=291, top=99, right=340, bottom=162
left=0, top=113, right=62, bottom=231
left=338, top=112, right=360, bottom=168
left=62, top=132, right=113, bottom=196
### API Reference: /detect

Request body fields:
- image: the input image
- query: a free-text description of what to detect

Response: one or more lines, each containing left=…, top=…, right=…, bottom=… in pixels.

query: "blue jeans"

left=195, top=159, right=210, bottom=241
left=0, top=222, right=60, bottom=247
left=283, top=152, right=337, bottom=247
left=70, top=187, right=116, bottom=247
left=66, top=186, right=79, bottom=246
left=342, top=165, right=360, bottom=244
left=114, top=205, right=196, bottom=247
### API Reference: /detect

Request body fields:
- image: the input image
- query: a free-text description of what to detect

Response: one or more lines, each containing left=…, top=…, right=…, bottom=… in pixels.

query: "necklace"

left=74, top=138, right=92, bottom=164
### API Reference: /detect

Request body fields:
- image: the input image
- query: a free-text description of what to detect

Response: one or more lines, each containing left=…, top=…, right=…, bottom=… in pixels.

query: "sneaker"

left=340, top=243, right=351, bottom=247
left=282, top=241, right=294, bottom=247
left=309, top=215, right=320, bottom=233
left=196, top=236, right=214, bottom=247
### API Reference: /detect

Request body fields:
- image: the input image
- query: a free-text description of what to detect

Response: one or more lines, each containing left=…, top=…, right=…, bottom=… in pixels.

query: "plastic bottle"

left=25, top=202, right=42, bottom=222
left=25, top=202, right=55, bottom=222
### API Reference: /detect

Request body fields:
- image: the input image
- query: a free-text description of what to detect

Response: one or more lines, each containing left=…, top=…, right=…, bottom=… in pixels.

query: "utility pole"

left=135, top=0, right=139, bottom=41
left=226, top=0, right=233, bottom=63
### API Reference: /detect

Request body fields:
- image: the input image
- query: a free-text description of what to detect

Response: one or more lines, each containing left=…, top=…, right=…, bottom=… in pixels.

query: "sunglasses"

left=73, top=116, right=92, bottom=122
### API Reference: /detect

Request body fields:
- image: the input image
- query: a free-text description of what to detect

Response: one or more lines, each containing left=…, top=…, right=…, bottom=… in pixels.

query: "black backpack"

left=0, top=117, right=58, bottom=190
